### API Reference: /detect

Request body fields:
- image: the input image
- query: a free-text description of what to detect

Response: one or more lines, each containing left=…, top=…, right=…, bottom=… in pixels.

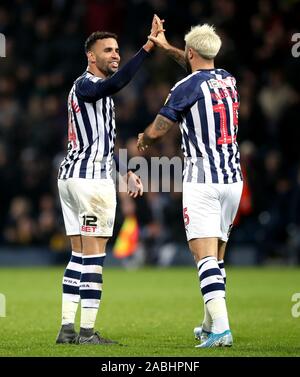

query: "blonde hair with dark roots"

left=184, top=24, right=222, bottom=60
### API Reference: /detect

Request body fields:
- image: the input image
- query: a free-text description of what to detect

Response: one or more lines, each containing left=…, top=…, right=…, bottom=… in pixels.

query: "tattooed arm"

left=164, top=45, right=186, bottom=70
left=137, top=115, right=176, bottom=151
left=148, top=16, right=186, bottom=70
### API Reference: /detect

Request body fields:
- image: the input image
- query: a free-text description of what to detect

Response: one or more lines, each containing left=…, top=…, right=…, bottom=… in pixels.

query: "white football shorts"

left=182, top=181, right=243, bottom=242
left=58, top=178, right=117, bottom=237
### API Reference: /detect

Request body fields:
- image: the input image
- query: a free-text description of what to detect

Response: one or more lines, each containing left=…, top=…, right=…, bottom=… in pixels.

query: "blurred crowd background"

left=0, top=0, right=300, bottom=265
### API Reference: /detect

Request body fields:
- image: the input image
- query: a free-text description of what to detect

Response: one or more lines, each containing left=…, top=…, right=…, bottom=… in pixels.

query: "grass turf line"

left=0, top=266, right=299, bottom=356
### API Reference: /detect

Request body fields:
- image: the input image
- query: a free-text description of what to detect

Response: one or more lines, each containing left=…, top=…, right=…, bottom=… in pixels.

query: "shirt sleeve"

left=159, top=76, right=203, bottom=122
left=75, top=48, right=149, bottom=102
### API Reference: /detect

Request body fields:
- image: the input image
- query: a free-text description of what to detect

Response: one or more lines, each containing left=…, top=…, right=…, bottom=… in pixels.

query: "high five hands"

left=148, top=14, right=169, bottom=49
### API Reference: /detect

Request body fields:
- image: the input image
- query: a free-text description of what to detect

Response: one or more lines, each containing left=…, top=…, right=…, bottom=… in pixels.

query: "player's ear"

left=188, top=48, right=193, bottom=60
left=87, top=50, right=96, bottom=64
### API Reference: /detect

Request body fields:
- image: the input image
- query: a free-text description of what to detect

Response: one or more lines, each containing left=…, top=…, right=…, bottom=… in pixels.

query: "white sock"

left=62, top=251, right=82, bottom=325
left=197, top=256, right=226, bottom=333
left=206, top=297, right=230, bottom=334
left=80, top=253, right=105, bottom=330
left=62, top=301, right=80, bottom=325
left=80, top=308, right=99, bottom=329
left=202, top=301, right=213, bottom=332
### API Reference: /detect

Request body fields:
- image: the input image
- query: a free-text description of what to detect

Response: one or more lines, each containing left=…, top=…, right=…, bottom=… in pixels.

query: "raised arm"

left=164, top=46, right=186, bottom=70
left=149, top=15, right=187, bottom=70
left=76, top=48, right=149, bottom=101
left=76, top=15, right=161, bottom=102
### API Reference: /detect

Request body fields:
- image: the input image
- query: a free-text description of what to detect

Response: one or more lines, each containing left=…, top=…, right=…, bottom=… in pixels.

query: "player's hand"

left=143, top=14, right=165, bottom=52
left=137, top=133, right=148, bottom=152
left=127, top=171, right=143, bottom=198
left=148, top=15, right=169, bottom=49
left=150, top=14, right=165, bottom=37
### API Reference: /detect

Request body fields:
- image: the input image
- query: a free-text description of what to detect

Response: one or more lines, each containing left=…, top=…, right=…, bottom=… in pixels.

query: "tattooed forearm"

left=143, top=115, right=175, bottom=145
left=167, top=47, right=186, bottom=70
left=154, top=116, right=173, bottom=132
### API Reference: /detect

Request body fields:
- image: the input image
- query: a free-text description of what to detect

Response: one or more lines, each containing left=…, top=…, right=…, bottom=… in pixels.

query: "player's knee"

left=82, top=235, right=109, bottom=254
left=70, top=235, right=82, bottom=253
left=188, top=237, right=218, bottom=263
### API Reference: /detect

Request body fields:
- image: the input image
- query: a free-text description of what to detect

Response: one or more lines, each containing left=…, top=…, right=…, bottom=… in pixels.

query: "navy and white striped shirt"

left=159, top=69, right=243, bottom=184
left=58, top=48, right=149, bottom=179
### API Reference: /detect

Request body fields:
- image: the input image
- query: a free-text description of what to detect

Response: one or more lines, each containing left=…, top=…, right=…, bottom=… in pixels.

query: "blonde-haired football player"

left=184, top=24, right=222, bottom=60
left=138, top=17, right=243, bottom=348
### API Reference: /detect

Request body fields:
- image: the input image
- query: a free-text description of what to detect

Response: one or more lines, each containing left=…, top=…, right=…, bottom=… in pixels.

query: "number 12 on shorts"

left=82, top=215, right=97, bottom=226
left=81, top=215, right=98, bottom=233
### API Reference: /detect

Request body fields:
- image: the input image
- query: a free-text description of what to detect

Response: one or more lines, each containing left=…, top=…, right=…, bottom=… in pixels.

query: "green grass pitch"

left=0, top=266, right=299, bottom=357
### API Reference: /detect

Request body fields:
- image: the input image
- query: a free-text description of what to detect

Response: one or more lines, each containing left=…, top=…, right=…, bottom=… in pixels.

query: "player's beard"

left=96, top=56, right=118, bottom=77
